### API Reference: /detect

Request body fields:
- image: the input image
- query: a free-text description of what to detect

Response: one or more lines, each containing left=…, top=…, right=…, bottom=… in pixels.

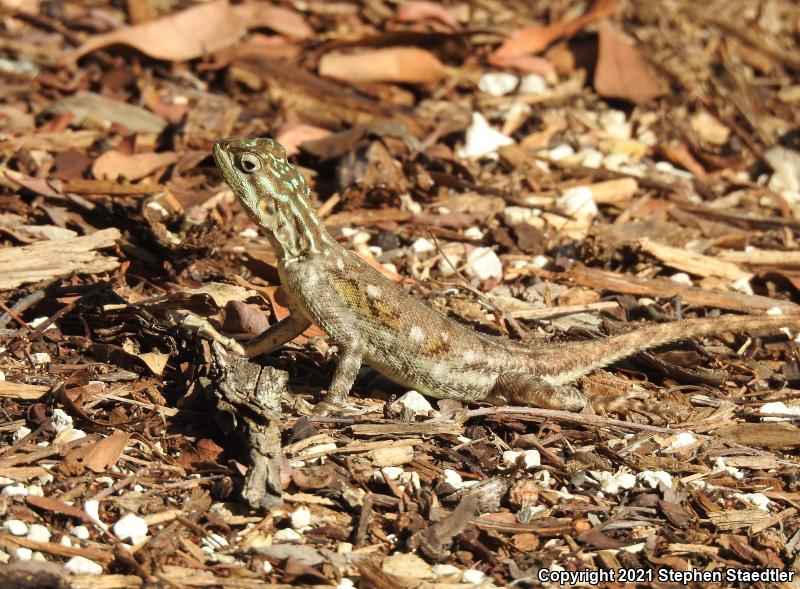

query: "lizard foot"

left=179, top=313, right=246, bottom=355
left=487, top=372, right=587, bottom=411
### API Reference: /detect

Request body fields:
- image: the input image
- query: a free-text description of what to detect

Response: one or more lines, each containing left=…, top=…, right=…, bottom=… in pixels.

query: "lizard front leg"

left=487, top=372, right=587, bottom=411
left=239, top=314, right=311, bottom=358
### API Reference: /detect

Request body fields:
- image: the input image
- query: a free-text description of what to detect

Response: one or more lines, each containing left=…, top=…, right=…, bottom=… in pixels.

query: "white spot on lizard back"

left=409, top=325, right=425, bottom=343
left=336, top=257, right=345, bottom=271
left=366, top=284, right=381, bottom=299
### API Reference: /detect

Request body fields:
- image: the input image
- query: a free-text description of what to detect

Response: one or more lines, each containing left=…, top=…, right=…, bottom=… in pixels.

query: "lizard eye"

left=238, top=153, right=261, bottom=174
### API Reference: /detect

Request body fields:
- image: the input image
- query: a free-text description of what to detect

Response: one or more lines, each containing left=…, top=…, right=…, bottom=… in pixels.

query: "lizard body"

left=213, top=136, right=800, bottom=411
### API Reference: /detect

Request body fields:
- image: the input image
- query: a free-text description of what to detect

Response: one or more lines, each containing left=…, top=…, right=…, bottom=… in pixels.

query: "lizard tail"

left=534, top=314, right=800, bottom=385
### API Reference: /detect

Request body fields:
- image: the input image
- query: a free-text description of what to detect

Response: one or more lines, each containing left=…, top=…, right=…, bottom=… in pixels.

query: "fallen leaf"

left=276, top=124, right=333, bottom=157
left=491, top=0, right=615, bottom=62
left=27, top=496, right=95, bottom=524
left=92, top=151, right=179, bottom=181
left=319, top=47, right=446, bottom=84
left=63, top=432, right=131, bottom=474
left=594, top=20, right=664, bottom=106
left=232, top=2, right=313, bottom=40
left=179, top=438, right=224, bottom=469
left=394, top=1, right=460, bottom=30
left=64, top=0, right=245, bottom=63
left=137, top=352, right=170, bottom=376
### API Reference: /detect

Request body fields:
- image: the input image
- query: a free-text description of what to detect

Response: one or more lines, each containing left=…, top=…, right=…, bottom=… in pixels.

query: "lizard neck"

left=213, top=136, right=339, bottom=261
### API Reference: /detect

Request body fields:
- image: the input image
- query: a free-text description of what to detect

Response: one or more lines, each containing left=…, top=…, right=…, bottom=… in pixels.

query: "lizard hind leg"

left=487, top=372, right=587, bottom=411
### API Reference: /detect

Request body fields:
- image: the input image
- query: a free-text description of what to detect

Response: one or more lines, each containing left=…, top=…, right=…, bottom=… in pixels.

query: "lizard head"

left=214, top=136, right=331, bottom=258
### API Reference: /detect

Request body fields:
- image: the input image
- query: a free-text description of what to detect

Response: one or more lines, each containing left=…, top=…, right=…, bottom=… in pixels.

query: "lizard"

left=211, top=136, right=800, bottom=413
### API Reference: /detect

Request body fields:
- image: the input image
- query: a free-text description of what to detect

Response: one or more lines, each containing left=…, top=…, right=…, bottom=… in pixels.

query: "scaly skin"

left=213, top=136, right=800, bottom=412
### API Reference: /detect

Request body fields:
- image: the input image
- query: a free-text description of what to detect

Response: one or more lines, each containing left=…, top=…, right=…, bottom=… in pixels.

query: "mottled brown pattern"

left=328, top=271, right=403, bottom=332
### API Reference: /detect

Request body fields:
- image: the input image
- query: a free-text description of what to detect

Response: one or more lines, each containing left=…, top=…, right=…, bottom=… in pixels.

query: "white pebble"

left=50, top=409, right=73, bottom=434
left=65, top=555, right=103, bottom=575
left=239, top=227, right=258, bottom=238
left=669, top=272, right=693, bottom=286
left=336, top=578, right=355, bottom=589
left=464, top=247, right=503, bottom=281
left=12, top=426, right=31, bottom=443
left=390, top=390, right=433, bottom=415
left=458, top=112, right=514, bottom=159
left=462, top=569, right=486, bottom=584
left=15, top=547, right=32, bottom=561
left=113, top=513, right=148, bottom=543
left=60, top=535, right=72, bottom=547
left=290, top=506, right=312, bottom=531
left=531, top=255, right=549, bottom=269
left=503, top=206, right=536, bottom=226
left=442, top=469, right=463, bottom=490
left=580, top=148, right=604, bottom=169
left=84, top=500, right=106, bottom=530
left=478, top=72, right=518, bottom=97
left=519, top=73, right=547, bottom=94
left=262, top=560, right=273, bottom=574
left=374, top=466, right=404, bottom=484
left=733, top=492, right=772, bottom=511
left=4, top=520, right=28, bottom=536
left=760, top=401, right=800, bottom=422
left=731, top=276, right=753, bottom=295
left=432, top=563, right=462, bottom=579
left=26, top=524, right=51, bottom=542
left=556, top=186, right=598, bottom=218
left=70, top=525, right=90, bottom=540
left=548, top=144, right=575, bottom=161
left=667, top=432, right=697, bottom=450
left=30, top=352, right=51, bottom=365
left=3, top=485, right=28, bottom=497
left=0, top=370, right=5, bottom=381
left=273, top=528, right=302, bottom=542
left=26, top=485, right=43, bottom=497
left=636, top=470, right=673, bottom=489
left=410, top=237, right=436, bottom=254
left=463, top=226, right=484, bottom=240
left=599, top=109, right=631, bottom=139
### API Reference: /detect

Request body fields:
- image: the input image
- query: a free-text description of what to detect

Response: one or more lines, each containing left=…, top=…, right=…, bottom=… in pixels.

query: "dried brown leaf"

left=319, top=47, right=446, bottom=84
left=232, top=2, right=313, bottom=40
left=594, top=20, right=664, bottom=106
left=394, top=1, right=460, bottom=30
left=64, top=432, right=131, bottom=474
left=64, top=0, right=245, bottom=63
left=92, top=151, right=179, bottom=181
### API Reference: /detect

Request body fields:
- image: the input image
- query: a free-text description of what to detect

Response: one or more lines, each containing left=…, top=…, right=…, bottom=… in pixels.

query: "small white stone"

left=290, top=506, right=312, bottom=531
left=522, top=450, right=541, bottom=469
left=273, top=528, right=302, bottom=542
left=731, top=276, right=753, bottom=295
left=15, top=547, right=32, bottom=561
left=336, top=578, right=356, bottom=589
left=54, top=428, right=87, bottom=444
left=442, top=469, right=463, bottom=490
left=502, top=450, right=523, bottom=468
left=463, top=226, right=484, bottom=240
left=712, top=457, right=744, bottom=480
left=351, top=231, right=371, bottom=246
left=548, top=143, right=575, bottom=161
left=556, top=186, right=598, bottom=218
left=84, top=500, right=107, bottom=530
left=760, top=401, right=800, bottom=422
left=4, top=520, right=28, bottom=536
left=60, top=535, right=72, bottom=547
left=26, top=485, right=42, bottom=497
left=30, top=352, right=51, bottom=365
left=531, top=255, right=549, bottom=269
left=12, top=426, right=31, bottom=443
left=599, top=109, right=631, bottom=139
left=503, top=206, right=535, bottom=226
left=0, top=370, right=5, bottom=381
left=461, top=569, right=486, bottom=584
left=201, top=532, right=229, bottom=551
left=669, top=272, right=693, bottom=286
left=113, top=513, right=148, bottom=544
left=410, top=237, right=436, bottom=254
left=636, top=470, right=673, bottom=489
left=375, top=466, right=405, bottom=484
left=654, top=160, right=694, bottom=179
left=580, top=148, right=605, bottom=169
left=26, top=523, right=51, bottom=543
left=458, top=112, right=514, bottom=159
left=239, top=227, right=259, bottom=238
left=478, top=72, right=518, bottom=96
left=464, top=247, right=503, bottom=281
left=50, top=409, right=73, bottom=434
left=337, top=542, right=353, bottom=554
left=432, top=563, right=462, bottom=579
left=390, top=390, right=433, bottom=415
left=262, top=560, right=273, bottom=574
left=3, top=485, right=28, bottom=497
left=667, top=432, right=697, bottom=450
left=519, top=73, right=547, bottom=94
left=733, top=492, right=771, bottom=511
left=70, top=525, right=90, bottom=540
left=399, top=193, right=423, bottom=214
left=65, top=555, right=103, bottom=575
